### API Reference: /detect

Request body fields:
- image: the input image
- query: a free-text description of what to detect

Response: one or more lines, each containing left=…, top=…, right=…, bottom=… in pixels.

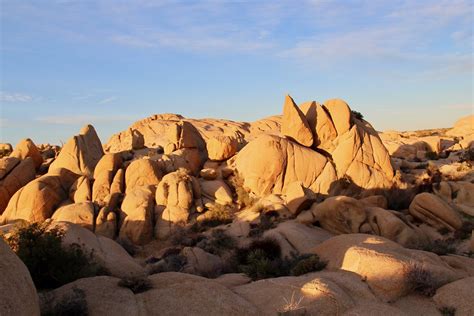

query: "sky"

left=1, top=0, right=473, bottom=145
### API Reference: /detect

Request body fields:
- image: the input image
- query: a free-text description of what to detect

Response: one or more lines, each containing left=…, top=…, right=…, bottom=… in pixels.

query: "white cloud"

left=0, top=92, right=33, bottom=102
left=35, top=115, right=131, bottom=125
left=98, top=96, right=117, bottom=104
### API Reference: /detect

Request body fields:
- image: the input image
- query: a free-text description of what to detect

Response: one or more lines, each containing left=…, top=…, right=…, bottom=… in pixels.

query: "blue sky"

left=1, top=0, right=472, bottom=145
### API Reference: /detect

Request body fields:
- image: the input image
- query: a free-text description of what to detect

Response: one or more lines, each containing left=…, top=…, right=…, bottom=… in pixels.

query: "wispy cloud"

left=98, top=96, right=117, bottom=104
left=440, top=104, right=474, bottom=110
left=0, top=92, right=33, bottom=102
left=35, top=115, right=131, bottom=125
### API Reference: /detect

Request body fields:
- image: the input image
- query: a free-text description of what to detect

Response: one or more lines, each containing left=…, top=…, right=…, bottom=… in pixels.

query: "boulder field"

left=0, top=96, right=473, bottom=315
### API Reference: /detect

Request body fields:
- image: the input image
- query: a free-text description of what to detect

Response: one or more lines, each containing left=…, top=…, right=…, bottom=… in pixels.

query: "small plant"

left=438, top=306, right=456, bottom=316
left=249, top=213, right=276, bottom=237
left=5, top=222, right=106, bottom=289
left=290, top=254, right=327, bottom=276
left=279, top=291, right=306, bottom=316
left=422, top=239, right=457, bottom=255
left=148, top=253, right=187, bottom=274
left=196, top=229, right=236, bottom=255
left=406, top=264, right=439, bottom=297
left=118, top=276, right=153, bottom=294
left=351, top=110, right=364, bottom=120
left=453, top=221, right=474, bottom=240
left=197, top=203, right=234, bottom=228
left=228, top=174, right=257, bottom=209
left=41, top=286, right=88, bottom=316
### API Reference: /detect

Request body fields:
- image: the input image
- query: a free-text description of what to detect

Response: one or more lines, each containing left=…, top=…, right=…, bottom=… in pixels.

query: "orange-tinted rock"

left=281, top=95, right=314, bottom=147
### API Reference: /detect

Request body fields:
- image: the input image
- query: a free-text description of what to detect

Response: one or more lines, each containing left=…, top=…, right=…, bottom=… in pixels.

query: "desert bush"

left=454, top=221, right=474, bottom=240
left=197, top=203, right=234, bottom=229
left=148, top=253, right=187, bottom=274
left=41, top=286, right=88, bottom=316
left=196, top=229, right=236, bottom=255
left=422, top=239, right=457, bottom=255
left=234, top=238, right=326, bottom=280
left=406, top=264, right=440, bottom=297
left=351, top=110, right=364, bottom=120
left=438, top=306, right=456, bottom=316
left=118, top=276, right=153, bottom=294
left=5, top=222, right=106, bottom=289
left=249, top=213, right=276, bottom=237
left=289, top=254, right=327, bottom=276
left=228, top=174, right=257, bottom=209
left=170, top=226, right=197, bottom=246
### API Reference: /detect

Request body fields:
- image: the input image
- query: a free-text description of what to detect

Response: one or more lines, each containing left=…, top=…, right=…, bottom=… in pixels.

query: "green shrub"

left=118, top=276, right=153, bottom=294
left=41, top=286, right=88, bottom=316
left=290, top=254, right=327, bottom=276
left=5, top=222, right=106, bottom=289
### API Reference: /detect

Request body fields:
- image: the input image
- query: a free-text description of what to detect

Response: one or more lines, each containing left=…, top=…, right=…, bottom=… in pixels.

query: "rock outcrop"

left=49, top=125, right=104, bottom=178
left=281, top=94, right=314, bottom=147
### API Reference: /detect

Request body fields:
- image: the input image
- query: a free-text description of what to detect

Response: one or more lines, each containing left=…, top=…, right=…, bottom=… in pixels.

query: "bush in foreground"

left=5, top=222, right=106, bottom=289
left=234, top=238, right=326, bottom=280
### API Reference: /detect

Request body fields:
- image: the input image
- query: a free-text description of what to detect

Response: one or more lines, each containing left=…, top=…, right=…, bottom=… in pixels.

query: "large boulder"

left=200, top=179, right=233, bottom=205
left=1, top=168, right=79, bottom=225
left=206, top=135, right=238, bottom=161
left=0, top=157, right=36, bottom=214
left=51, top=202, right=95, bottom=230
left=51, top=221, right=144, bottom=278
left=313, top=234, right=464, bottom=302
left=234, top=270, right=377, bottom=316
left=40, top=276, right=139, bottom=316
left=298, top=196, right=426, bottom=248
left=119, top=187, right=155, bottom=245
left=323, top=98, right=352, bottom=135
left=433, top=277, right=474, bottom=315
left=49, top=125, right=104, bottom=178
left=330, top=120, right=393, bottom=191
left=409, top=193, right=463, bottom=231
left=69, top=175, right=91, bottom=202
left=298, top=196, right=366, bottom=234
left=125, top=159, right=162, bottom=193
left=300, top=101, right=337, bottom=152
left=281, top=95, right=314, bottom=147
left=136, top=272, right=258, bottom=315
left=92, top=153, right=123, bottom=206
left=0, top=239, right=40, bottom=316
left=263, top=220, right=333, bottom=257
left=154, top=170, right=196, bottom=239
left=233, top=134, right=336, bottom=196
left=10, top=138, right=43, bottom=169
